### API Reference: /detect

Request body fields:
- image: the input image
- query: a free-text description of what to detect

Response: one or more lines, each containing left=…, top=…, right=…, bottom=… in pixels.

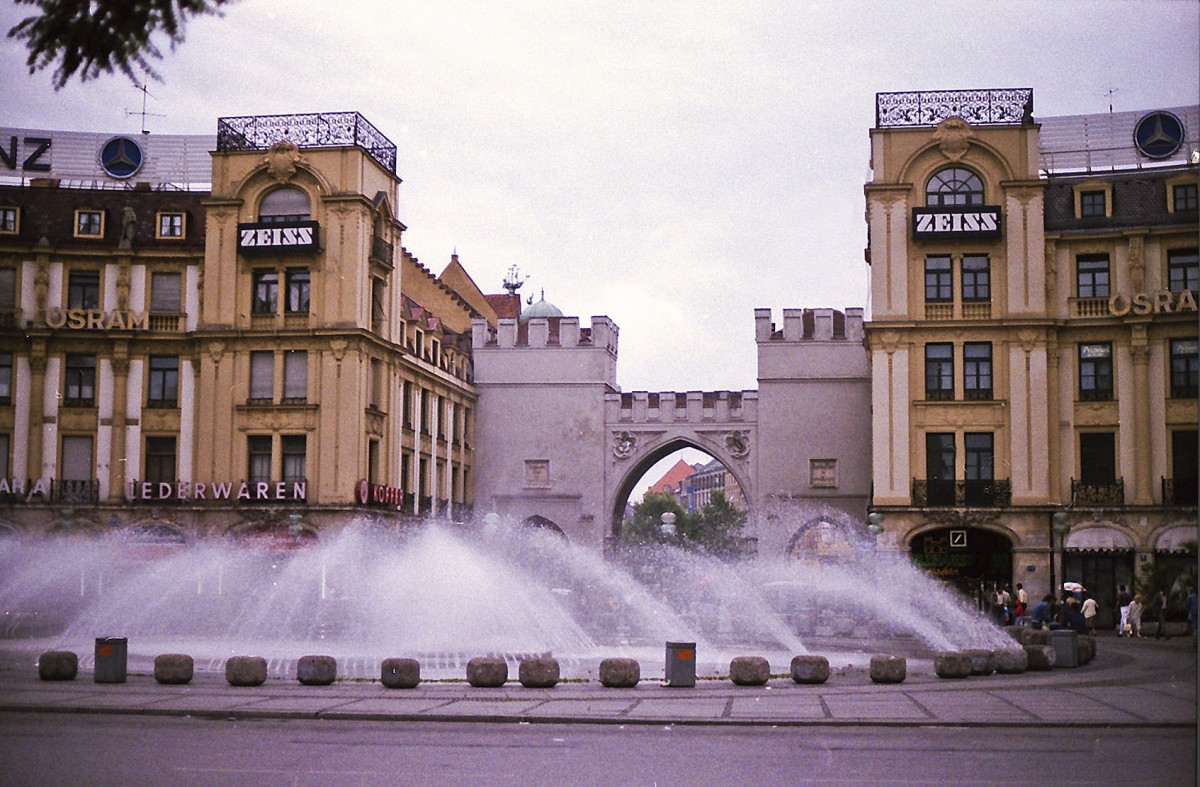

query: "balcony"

left=1069, top=297, right=1109, bottom=318
left=913, top=478, right=1012, bottom=507
left=148, top=313, right=184, bottom=332
left=371, top=235, right=394, bottom=266
left=1162, top=477, right=1198, bottom=506
left=54, top=479, right=100, bottom=503
left=1071, top=478, right=1125, bottom=506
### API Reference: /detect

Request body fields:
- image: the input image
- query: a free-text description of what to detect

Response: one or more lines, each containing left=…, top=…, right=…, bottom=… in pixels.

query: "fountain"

left=0, top=517, right=1015, bottom=680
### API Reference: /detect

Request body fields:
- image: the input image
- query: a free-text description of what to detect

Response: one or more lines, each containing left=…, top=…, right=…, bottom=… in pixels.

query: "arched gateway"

left=469, top=307, right=872, bottom=558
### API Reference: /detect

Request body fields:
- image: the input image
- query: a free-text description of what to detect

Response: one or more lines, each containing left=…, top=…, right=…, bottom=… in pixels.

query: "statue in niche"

left=118, top=206, right=138, bottom=249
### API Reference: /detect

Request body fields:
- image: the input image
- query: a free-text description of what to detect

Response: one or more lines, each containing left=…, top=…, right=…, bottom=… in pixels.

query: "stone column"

left=107, top=348, right=129, bottom=502
left=1130, top=341, right=1153, bottom=505
left=26, top=351, right=47, bottom=483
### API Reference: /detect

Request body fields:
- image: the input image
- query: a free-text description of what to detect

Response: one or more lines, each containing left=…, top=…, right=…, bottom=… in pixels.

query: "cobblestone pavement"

left=0, top=635, right=1194, bottom=728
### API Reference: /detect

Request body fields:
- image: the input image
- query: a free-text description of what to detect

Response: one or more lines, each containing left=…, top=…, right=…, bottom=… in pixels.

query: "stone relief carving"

left=612, top=431, right=637, bottom=460
left=725, top=430, right=751, bottom=459
left=264, top=140, right=302, bottom=183
left=933, top=116, right=974, bottom=161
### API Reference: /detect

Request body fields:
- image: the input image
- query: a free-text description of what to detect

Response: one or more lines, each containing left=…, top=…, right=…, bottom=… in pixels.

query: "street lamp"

left=866, top=512, right=885, bottom=537
left=660, top=511, right=677, bottom=538
left=1051, top=510, right=1071, bottom=597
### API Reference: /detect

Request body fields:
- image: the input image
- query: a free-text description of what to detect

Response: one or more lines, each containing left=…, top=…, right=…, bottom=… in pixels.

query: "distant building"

left=645, top=458, right=698, bottom=504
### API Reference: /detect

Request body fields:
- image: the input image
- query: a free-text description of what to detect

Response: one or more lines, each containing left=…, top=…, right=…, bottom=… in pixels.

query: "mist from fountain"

left=0, top=517, right=1015, bottom=679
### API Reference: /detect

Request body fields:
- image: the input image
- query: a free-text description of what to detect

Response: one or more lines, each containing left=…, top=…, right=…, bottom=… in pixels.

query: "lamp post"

left=866, top=512, right=885, bottom=537
left=660, top=511, right=677, bottom=539
left=1051, top=510, right=1071, bottom=598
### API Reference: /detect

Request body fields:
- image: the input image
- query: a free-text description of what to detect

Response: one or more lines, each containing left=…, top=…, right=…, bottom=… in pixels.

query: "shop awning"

left=1156, top=526, right=1198, bottom=553
left=1064, top=526, right=1133, bottom=551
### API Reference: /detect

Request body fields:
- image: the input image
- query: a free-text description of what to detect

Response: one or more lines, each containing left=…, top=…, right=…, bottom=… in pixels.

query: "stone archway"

left=522, top=515, right=567, bottom=539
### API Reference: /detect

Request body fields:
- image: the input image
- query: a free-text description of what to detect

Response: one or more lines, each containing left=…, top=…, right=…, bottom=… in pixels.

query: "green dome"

left=520, top=291, right=564, bottom=323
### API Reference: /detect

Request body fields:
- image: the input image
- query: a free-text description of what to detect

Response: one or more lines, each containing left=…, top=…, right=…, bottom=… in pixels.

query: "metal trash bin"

left=1050, top=629, right=1078, bottom=668
left=94, top=637, right=128, bottom=683
left=664, top=641, right=696, bottom=687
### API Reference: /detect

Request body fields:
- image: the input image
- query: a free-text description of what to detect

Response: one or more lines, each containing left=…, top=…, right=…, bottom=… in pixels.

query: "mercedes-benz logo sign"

left=1133, top=111, right=1186, bottom=159
left=99, top=136, right=144, bottom=179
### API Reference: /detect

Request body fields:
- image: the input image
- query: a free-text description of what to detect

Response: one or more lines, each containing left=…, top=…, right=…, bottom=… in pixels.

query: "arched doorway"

left=909, top=526, right=1013, bottom=609
left=522, top=515, right=567, bottom=540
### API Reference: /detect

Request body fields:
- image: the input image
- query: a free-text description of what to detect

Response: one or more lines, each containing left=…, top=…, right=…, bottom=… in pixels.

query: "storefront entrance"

left=910, top=527, right=1013, bottom=611
left=1063, top=551, right=1135, bottom=630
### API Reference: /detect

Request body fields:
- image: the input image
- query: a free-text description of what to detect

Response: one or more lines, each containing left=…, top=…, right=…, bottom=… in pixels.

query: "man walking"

left=1116, top=584, right=1132, bottom=636
left=1153, top=586, right=1171, bottom=640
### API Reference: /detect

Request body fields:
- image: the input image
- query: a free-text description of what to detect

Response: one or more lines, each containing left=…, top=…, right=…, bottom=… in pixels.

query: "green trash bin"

left=94, top=637, right=128, bottom=683
left=664, top=641, right=696, bottom=687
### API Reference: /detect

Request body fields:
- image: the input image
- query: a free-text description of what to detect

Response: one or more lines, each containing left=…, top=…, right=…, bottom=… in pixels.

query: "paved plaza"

left=0, top=634, right=1194, bottom=728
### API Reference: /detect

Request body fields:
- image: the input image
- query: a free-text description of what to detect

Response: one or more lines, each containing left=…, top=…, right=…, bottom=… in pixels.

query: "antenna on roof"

left=502, top=264, right=528, bottom=297
left=1103, top=87, right=1119, bottom=114
left=126, top=82, right=165, bottom=134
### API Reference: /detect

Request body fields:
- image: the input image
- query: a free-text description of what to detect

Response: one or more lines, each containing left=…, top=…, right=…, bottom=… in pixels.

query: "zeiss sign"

left=237, top=221, right=319, bottom=254
left=912, top=206, right=1002, bottom=239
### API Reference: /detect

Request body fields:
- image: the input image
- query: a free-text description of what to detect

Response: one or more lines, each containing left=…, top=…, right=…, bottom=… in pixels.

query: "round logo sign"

left=357, top=478, right=370, bottom=505
left=99, top=136, right=144, bottom=179
left=1133, top=111, right=1185, bottom=159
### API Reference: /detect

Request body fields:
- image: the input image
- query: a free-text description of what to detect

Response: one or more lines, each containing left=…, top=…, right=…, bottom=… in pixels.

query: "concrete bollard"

left=154, top=653, right=194, bottom=685
left=297, top=655, right=337, bottom=686
left=225, top=655, right=268, bottom=687
left=994, top=648, right=1028, bottom=674
left=869, top=654, right=906, bottom=684
left=599, top=658, right=640, bottom=688
left=1024, top=644, right=1056, bottom=671
left=38, top=650, right=78, bottom=681
left=381, top=658, right=421, bottom=689
left=1021, top=628, right=1051, bottom=647
left=933, top=651, right=972, bottom=679
left=1003, top=625, right=1024, bottom=643
left=729, top=656, right=771, bottom=686
left=963, top=649, right=995, bottom=676
left=466, top=656, right=508, bottom=687
left=1076, top=636, right=1095, bottom=665
left=519, top=656, right=560, bottom=688
left=790, top=655, right=830, bottom=684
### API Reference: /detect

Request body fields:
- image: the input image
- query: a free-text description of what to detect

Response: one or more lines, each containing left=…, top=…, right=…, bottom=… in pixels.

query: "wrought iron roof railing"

left=216, top=112, right=397, bottom=173
left=876, top=88, right=1033, bottom=128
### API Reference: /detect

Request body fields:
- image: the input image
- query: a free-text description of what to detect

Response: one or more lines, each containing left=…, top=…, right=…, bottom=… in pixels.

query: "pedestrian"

left=1128, top=594, right=1144, bottom=638
left=991, top=585, right=1007, bottom=626
left=1064, top=597, right=1088, bottom=634
left=1001, top=586, right=1013, bottom=624
left=1029, top=594, right=1055, bottom=629
left=1116, top=584, right=1132, bottom=637
left=1015, top=583, right=1028, bottom=620
left=1187, top=589, right=1197, bottom=637
left=1080, top=594, right=1097, bottom=636
left=1153, top=586, right=1171, bottom=640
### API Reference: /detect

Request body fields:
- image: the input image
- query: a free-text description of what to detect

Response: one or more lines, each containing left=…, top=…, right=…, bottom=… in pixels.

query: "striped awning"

left=1064, top=526, right=1133, bottom=551
left=1156, top=526, right=1198, bottom=553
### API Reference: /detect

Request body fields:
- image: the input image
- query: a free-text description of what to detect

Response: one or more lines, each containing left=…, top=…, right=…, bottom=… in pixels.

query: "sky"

left=2, top=0, right=1198, bottom=398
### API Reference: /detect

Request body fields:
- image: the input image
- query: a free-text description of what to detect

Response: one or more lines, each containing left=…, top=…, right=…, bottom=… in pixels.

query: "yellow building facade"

left=865, top=90, right=1198, bottom=621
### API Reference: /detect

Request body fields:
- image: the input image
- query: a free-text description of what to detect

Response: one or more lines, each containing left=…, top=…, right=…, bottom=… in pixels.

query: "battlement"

left=754, top=308, right=864, bottom=343
left=608, top=389, right=758, bottom=424
left=472, top=316, right=619, bottom=354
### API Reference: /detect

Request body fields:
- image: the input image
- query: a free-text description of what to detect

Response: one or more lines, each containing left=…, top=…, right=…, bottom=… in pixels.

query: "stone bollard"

left=1003, top=625, right=1024, bottom=643
left=869, top=654, right=906, bottom=684
left=1076, top=637, right=1095, bottom=665
left=933, top=651, right=972, bottom=679
left=962, top=649, right=995, bottom=676
left=729, top=656, right=771, bottom=686
left=1020, top=628, right=1051, bottom=647
left=381, top=658, right=421, bottom=689
left=226, top=655, right=268, bottom=687
left=519, top=656, right=560, bottom=688
left=994, top=648, right=1028, bottom=674
left=154, top=653, right=194, bottom=685
left=38, top=650, right=78, bottom=681
left=297, top=655, right=337, bottom=686
left=466, top=656, right=508, bottom=687
left=598, top=658, right=640, bottom=688
left=790, top=655, right=830, bottom=685
left=1024, top=644, right=1056, bottom=671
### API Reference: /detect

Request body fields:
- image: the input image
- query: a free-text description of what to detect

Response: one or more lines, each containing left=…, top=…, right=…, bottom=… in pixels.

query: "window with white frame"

left=74, top=209, right=104, bottom=238
left=156, top=212, right=185, bottom=239
left=249, top=351, right=274, bottom=401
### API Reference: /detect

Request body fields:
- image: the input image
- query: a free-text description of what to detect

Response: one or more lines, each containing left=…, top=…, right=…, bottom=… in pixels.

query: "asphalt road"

left=1, top=713, right=1193, bottom=786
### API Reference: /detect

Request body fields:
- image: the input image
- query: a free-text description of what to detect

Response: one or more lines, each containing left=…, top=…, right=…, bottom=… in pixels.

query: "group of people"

left=989, top=583, right=1028, bottom=626
left=1024, top=590, right=1096, bottom=635
left=1013, top=582, right=1199, bottom=639
left=1114, top=584, right=1197, bottom=639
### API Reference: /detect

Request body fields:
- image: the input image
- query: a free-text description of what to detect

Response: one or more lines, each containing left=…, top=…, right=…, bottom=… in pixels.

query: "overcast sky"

left=2, top=1, right=1197, bottom=394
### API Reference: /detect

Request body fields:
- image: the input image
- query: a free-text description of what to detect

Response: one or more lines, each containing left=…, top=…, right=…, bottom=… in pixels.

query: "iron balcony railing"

left=1071, top=478, right=1125, bottom=506
left=876, top=88, right=1033, bottom=128
left=55, top=479, right=100, bottom=503
left=913, top=478, right=1012, bottom=507
left=217, top=112, right=397, bottom=174
left=1162, top=477, right=1198, bottom=506
left=371, top=235, right=394, bottom=265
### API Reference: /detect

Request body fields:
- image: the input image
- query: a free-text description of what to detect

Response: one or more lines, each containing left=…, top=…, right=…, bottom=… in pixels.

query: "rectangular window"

left=247, top=435, right=272, bottom=485
left=144, top=436, right=177, bottom=485
left=249, top=351, right=274, bottom=401
left=1076, top=255, right=1110, bottom=298
left=924, top=256, right=952, bottom=302
left=369, top=359, right=383, bottom=409
left=64, top=354, right=96, bottom=405
left=925, top=432, right=956, bottom=506
left=963, top=342, right=993, bottom=400
left=1078, top=343, right=1113, bottom=401
left=60, top=435, right=94, bottom=481
left=371, top=277, right=386, bottom=332
left=368, top=440, right=380, bottom=485
left=1079, top=432, right=1116, bottom=486
left=0, top=352, right=10, bottom=404
left=67, top=270, right=100, bottom=309
left=147, top=356, right=179, bottom=407
left=252, top=270, right=278, bottom=314
left=1079, top=190, right=1106, bottom=217
left=403, top=381, right=413, bottom=428
left=0, top=434, right=8, bottom=482
left=0, top=207, right=18, bottom=234
left=961, top=255, right=990, bottom=301
left=150, top=272, right=182, bottom=313
left=1173, top=183, right=1198, bottom=212
left=1171, top=430, right=1198, bottom=505
left=924, top=343, right=954, bottom=400
left=1170, top=339, right=1199, bottom=399
left=0, top=267, right=15, bottom=311
left=1167, top=249, right=1199, bottom=293
left=74, top=209, right=103, bottom=238
left=285, top=269, right=310, bottom=313
left=156, top=212, right=185, bottom=239
left=964, top=433, right=994, bottom=481
left=281, top=435, right=306, bottom=484
left=283, top=350, right=307, bottom=401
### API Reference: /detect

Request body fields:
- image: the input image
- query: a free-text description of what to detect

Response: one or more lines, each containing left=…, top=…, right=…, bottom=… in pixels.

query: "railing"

left=1072, top=478, right=1125, bottom=506
left=961, top=302, right=991, bottom=320
left=371, top=235, right=394, bottom=265
left=925, top=303, right=953, bottom=320
left=217, top=112, right=397, bottom=174
left=1162, top=477, right=1198, bottom=506
left=148, top=312, right=184, bottom=331
left=0, top=310, right=18, bottom=328
left=913, top=478, right=1012, bottom=507
left=54, top=479, right=100, bottom=503
left=1070, top=297, right=1109, bottom=318
left=876, top=88, right=1033, bottom=128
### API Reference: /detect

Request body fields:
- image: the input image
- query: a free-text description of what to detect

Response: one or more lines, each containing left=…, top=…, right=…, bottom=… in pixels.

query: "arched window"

left=258, top=187, right=310, bottom=223
left=926, top=167, right=984, bottom=206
